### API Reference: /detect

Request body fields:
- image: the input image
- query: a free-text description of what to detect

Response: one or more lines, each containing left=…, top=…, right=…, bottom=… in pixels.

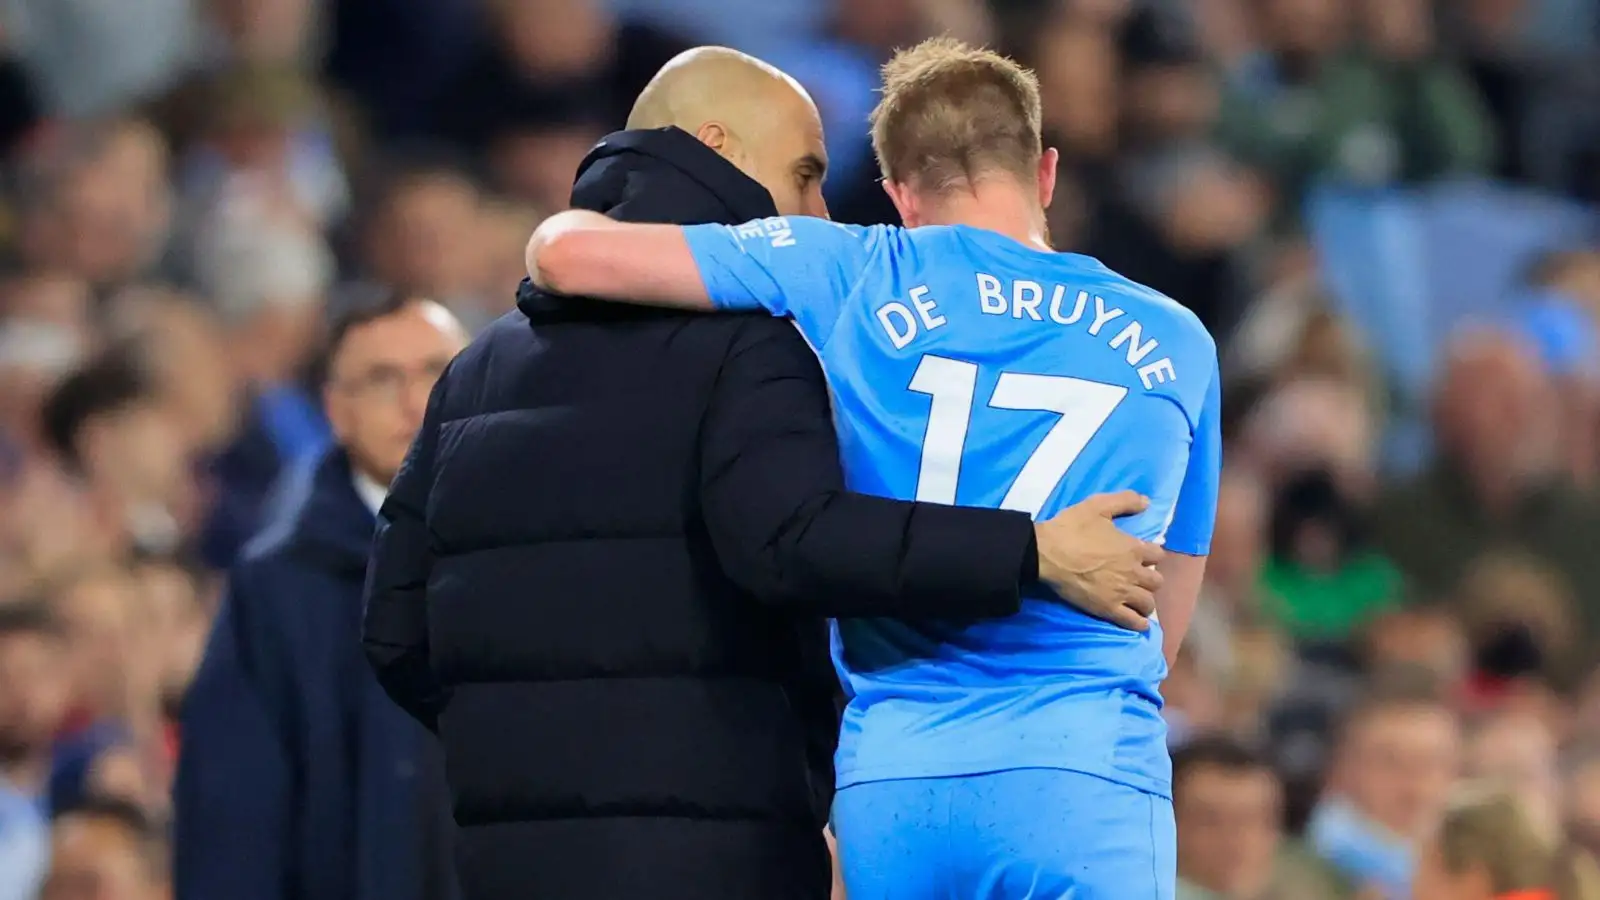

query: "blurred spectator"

left=1119, top=3, right=1221, bottom=153
left=1447, top=0, right=1600, bottom=200
left=1025, top=15, right=1120, bottom=248
left=128, top=554, right=211, bottom=728
left=1227, top=276, right=1376, bottom=398
left=0, top=273, right=95, bottom=461
left=1190, top=0, right=1255, bottom=72
left=40, top=345, right=196, bottom=557
left=1222, top=624, right=1297, bottom=742
left=1205, top=468, right=1268, bottom=615
left=0, top=459, right=116, bottom=599
left=1240, top=377, right=1377, bottom=492
left=432, top=0, right=687, bottom=208
left=40, top=798, right=169, bottom=900
left=1166, top=644, right=1228, bottom=749
left=320, top=0, right=479, bottom=140
left=1173, top=736, right=1352, bottom=900
left=471, top=198, right=546, bottom=316
left=1, top=0, right=195, bottom=118
left=152, top=0, right=358, bottom=237
left=1259, top=467, right=1402, bottom=642
left=1515, top=250, right=1600, bottom=487
left=1375, top=331, right=1600, bottom=638
left=0, top=603, right=65, bottom=900
left=1218, top=0, right=1494, bottom=225
left=108, top=287, right=326, bottom=569
left=194, top=0, right=321, bottom=69
left=1414, top=786, right=1600, bottom=900
left=1564, top=733, right=1600, bottom=858
left=1309, top=673, right=1462, bottom=899
left=1457, top=552, right=1585, bottom=694
left=483, top=108, right=611, bottom=214
left=0, top=273, right=93, bottom=336
left=0, top=316, right=86, bottom=456
left=101, top=291, right=233, bottom=452
left=1360, top=608, right=1472, bottom=693
left=356, top=160, right=498, bottom=330
left=47, top=568, right=166, bottom=815
left=169, top=64, right=350, bottom=248
left=1082, top=3, right=1270, bottom=336
left=16, top=119, right=173, bottom=290
left=1466, top=708, right=1563, bottom=838
left=175, top=293, right=465, bottom=900
left=191, top=204, right=331, bottom=390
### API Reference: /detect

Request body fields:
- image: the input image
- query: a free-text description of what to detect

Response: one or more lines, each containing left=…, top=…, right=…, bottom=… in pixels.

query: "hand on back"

left=1033, top=491, right=1164, bottom=631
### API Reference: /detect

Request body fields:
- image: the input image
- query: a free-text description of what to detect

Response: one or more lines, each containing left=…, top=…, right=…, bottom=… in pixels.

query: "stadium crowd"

left=0, top=0, right=1598, bottom=898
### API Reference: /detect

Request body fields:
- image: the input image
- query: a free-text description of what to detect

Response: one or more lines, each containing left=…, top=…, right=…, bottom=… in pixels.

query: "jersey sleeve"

left=1163, top=360, right=1222, bottom=556
left=682, top=217, right=879, bottom=346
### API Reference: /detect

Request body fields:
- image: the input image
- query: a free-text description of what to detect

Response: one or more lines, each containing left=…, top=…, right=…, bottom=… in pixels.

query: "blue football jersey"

left=683, top=217, right=1221, bottom=798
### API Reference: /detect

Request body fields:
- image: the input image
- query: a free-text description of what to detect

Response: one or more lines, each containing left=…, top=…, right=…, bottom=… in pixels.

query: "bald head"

left=629, top=47, right=829, bottom=218
left=629, top=47, right=805, bottom=132
left=1435, top=330, right=1556, bottom=485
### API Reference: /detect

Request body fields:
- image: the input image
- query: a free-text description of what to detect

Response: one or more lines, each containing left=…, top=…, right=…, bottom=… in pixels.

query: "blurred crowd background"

left=0, top=0, right=1598, bottom=898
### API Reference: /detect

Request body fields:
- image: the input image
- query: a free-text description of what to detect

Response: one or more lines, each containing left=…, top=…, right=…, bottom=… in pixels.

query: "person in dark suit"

left=174, top=293, right=467, bottom=900
left=362, top=47, right=1164, bottom=900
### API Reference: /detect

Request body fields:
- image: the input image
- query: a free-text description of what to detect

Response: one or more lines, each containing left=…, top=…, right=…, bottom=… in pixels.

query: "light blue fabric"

left=257, top=385, right=332, bottom=464
left=833, top=769, right=1176, bottom=900
left=1307, top=798, right=1414, bottom=900
left=1309, top=181, right=1597, bottom=405
left=684, top=216, right=1221, bottom=799
left=1307, top=180, right=1598, bottom=474
left=1519, top=290, right=1599, bottom=377
left=0, top=779, right=47, bottom=900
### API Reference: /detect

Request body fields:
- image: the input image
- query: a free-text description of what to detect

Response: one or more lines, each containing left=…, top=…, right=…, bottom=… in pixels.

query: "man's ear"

left=882, top=180, right=918, bottom=227
left=1038, top=147, right=1060, bottom=210
left=696, top=122, right=731, bottom=157
left=323, top=386, right=353, bottom=446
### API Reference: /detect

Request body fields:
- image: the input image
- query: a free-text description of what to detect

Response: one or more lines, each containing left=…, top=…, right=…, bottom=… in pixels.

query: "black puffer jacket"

left=362, top=127, right=1039, bottom=900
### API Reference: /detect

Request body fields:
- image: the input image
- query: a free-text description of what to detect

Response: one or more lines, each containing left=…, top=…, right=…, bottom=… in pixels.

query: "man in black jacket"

left=362, top=47, right=1163, bottom=900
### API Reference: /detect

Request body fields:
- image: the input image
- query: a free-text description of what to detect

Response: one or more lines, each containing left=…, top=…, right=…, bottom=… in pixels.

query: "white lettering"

left=909, top=285, right=947, bottom=332
left=1050, top=288, right=1088, bottom=325
left=1012, top=281, right=1044, bottom=321
left=1087, top=295, right=1125, bottom=336
left=877, top=302, right=918, bottom=349
left=763, top=215, right=795, bottom=247
left=1138, top=358, right=1177, bottom=389
left=734, top=221, right=764, bottom=241
left=961, top=276, right=1182, bottom=389
left=1109, top=321, right=1160, bottom=366
left=977, top=273, right=1007, bottom=315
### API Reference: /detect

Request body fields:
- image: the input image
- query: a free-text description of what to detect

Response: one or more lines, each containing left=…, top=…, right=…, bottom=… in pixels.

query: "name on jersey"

left=874, top=274, right=1178, bottom=390
left=731, top=217, right=796, bottom=247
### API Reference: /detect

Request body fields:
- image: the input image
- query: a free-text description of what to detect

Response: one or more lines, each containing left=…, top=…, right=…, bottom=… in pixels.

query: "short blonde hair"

left=870, top=37, right=1044, bottom=193
left=1437, top=787, right=1600, bottom=900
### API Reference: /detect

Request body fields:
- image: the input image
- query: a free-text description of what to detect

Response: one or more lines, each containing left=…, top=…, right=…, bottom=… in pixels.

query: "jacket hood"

left=247, top=447, right=374, bottom=577
left=517, top=126, right=778, bottom=321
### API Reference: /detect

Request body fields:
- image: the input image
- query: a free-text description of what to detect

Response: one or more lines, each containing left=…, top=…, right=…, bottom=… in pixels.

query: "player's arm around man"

left=527, top=210, right=1167, bottom=630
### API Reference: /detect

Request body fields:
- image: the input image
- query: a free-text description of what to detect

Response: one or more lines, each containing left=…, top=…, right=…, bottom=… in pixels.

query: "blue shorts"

left=832, top=768, right=1175, bottom=900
